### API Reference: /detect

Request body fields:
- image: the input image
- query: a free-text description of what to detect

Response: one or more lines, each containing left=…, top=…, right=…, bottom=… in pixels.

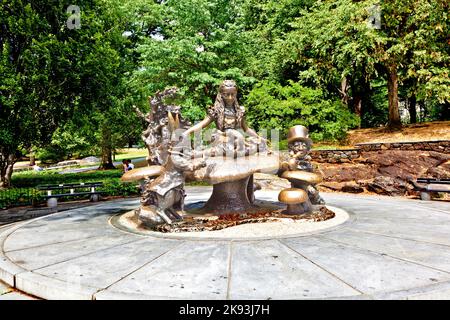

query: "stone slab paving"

left=228, top=240, right=360, bottom=299
left=1, top=279, right=36, bottom=300
left=0, top=187, right=450, bottom=300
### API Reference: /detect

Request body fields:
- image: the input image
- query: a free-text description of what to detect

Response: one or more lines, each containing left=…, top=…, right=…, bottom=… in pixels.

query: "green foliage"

left=35, top=123, right=95, bottom=163
left=245, top=81, right=360, bottom=141
left=0, top=0, right=139, bottom=185
left=0, top=188, right=43, bottom=209
left=98, top=180, right=140, bottom=197
left=362, top=81, right=389, bottom=127
left=2, top=0, right=449, bottom=189
left=128, top=0, right=257, bottom=123
left=11, top=170, right=124, bottom=188
left=278, top=139, right=289, bottom=151
left=1, top=173, right=139, bottom=208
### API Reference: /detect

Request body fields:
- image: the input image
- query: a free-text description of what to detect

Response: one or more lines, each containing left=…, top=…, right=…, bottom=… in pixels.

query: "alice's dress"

left=204, top=104, right=267, bottom=157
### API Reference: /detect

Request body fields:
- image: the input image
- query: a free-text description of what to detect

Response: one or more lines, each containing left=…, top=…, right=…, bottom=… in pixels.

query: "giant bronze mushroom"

left=281, top=170, right=323, bottom=189
left=278, top=188, right=309, bottom=214
left=121, top=165, right=163, bottom=182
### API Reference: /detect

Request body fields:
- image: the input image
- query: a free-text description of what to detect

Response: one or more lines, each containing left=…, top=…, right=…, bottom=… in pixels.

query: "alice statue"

left=182, top=80, right=269, bottom=158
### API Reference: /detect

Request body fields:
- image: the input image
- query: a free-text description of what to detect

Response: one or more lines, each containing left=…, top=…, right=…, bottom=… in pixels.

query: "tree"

left=280, top=0, right=449, bottom=129
left=1, top=0, right=82, bottom=187
left=128, top=0, right=256, bottom=122
left=245, top=80, right=360, bottom=141
left=0, top=0, right=136, bottom=186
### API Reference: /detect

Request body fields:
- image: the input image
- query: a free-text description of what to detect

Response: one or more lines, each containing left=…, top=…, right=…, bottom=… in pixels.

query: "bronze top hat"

left=287, top=125, right=313, bottom=145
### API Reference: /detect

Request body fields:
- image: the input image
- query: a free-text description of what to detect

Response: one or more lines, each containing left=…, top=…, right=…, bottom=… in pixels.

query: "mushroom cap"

left=186, top=152, right=280, bottom=184
left=121, top=165, right=163, bottom=182
left=281, top=170, right=322, bottom=185
left=278, top=188, right=308, bottom=204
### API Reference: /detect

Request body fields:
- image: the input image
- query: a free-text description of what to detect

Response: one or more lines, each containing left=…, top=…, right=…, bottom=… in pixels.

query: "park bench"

left=36, top=182, right=105, bottom=207
left=412, top=178, right=450, bottom=201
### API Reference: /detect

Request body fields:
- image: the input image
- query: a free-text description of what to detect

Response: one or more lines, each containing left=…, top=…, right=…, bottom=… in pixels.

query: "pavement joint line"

left=4, top=234, right=105, bottom=254
left=0, top=279, right=38, bottom=299
left=350, top=215, right=450, bottom=224
left=2, top=193, right=450, bottom=299
left=325, top=195, right=450, bottom=209
left=2, top=206, right=140, bottom=253
left=409, top=204, right=450, bottom=215
left=276, top=239, right=365, bottom=295
left=369, top=279, right=450, bottom=300
left=31, top=237, right=151, bottom=273
left=328, top=201, right=450, bottom=214
left=0, top=218, right=57, bottom=287
left=1, top=237, right=149, bottom=289
left=318, top=234, right=450, bottom=276
left=0, top=218, right=144, bottom=288
left=15, top=268, right=99, bottom=299
left=225, top=241, right=233, bottom=300
left=346, top=227, right=450, bottom=249
left=92, top=240, right=187, bottom=299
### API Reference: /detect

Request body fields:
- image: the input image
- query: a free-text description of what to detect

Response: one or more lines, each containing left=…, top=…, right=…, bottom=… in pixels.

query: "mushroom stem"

left=286, top=204, right=305, bottom=215
left=302, top=198, right=313, bottom=213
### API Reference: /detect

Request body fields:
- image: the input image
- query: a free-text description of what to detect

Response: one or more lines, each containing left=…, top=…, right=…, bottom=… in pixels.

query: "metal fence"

left=0, top=188, right=43, bottom=209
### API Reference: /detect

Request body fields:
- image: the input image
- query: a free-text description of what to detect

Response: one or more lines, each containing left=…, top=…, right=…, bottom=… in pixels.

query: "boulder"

left=341, top=182, right=364, bottom=193
left=366, top=176, right=407, bottom=196
left=319, top=181, right=364, bottom=193
left=315, top=149, right=450, bottom=196
left=80, top=156, right=100, bottom=165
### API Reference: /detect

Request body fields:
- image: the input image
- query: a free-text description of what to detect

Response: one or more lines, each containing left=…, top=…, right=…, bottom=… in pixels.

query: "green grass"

left=311, top=145, right=343, bottom=150
left=114, top=148, right=147, bottom=161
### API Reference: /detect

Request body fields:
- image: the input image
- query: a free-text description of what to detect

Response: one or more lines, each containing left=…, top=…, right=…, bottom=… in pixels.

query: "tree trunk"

left=408, top=95, right=417, bottom=124
left=0, top=153, right=15, bottom=189
left=387, top=65, right=402, bottom=129
left=29, top=152, right=36, bottom=166
left=442, top=101, right=450, bottom=121
left=340, top=77, right=349, bottom=105
left=349, top=75, right=370, bottom=128
left=353, top=96, right=363, bottom=117
left=98, top=126, right=116, bottom=170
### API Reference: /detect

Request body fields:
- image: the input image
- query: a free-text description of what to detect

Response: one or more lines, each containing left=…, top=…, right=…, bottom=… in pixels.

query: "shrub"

left=3, top=170, right=140, bottom=208
left=0, top=188, right=43, bottom=209
left=245, top=80, right=360, bottom=142
left=11, top=170, right=123, bottom=188
left=98, top=180, right=140, bottom=197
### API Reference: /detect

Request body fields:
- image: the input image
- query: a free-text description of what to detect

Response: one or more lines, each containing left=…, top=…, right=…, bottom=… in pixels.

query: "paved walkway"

left=57, top=157, right=146, bottom=174
left=1, top=188, right=450, bottom=300
left=0, top=223, right=36, bottom=300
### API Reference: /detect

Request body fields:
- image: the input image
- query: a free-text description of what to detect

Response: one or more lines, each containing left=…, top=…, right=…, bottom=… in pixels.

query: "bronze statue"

left=135, top=88, right=191, bottom=165
left=288, top=125, right=325, bottom=204
left=124, top=83, right=331, bottom=228
left=182, top=80, right=269, bottom=157
left=280, top=125, right=325, bottom=206
left=180, top=80, right=272, bottom=205
left=137, top=117, right=206, bottom=227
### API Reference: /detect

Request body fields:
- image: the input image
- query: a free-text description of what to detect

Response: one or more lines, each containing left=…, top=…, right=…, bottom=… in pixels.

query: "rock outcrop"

left=316, top=149, right=450, bottom=197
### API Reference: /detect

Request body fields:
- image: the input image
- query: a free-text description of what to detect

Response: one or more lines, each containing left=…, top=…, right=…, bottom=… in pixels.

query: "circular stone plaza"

left=1, top=187, right=450, bottom=300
